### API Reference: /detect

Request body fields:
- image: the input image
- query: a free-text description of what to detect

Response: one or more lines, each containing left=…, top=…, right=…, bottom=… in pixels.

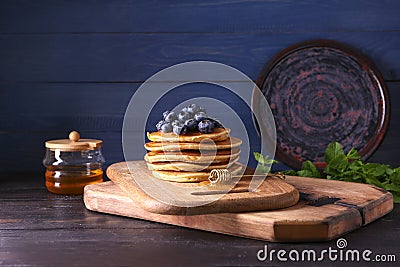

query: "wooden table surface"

left=1, top=174, right=399, bottom=267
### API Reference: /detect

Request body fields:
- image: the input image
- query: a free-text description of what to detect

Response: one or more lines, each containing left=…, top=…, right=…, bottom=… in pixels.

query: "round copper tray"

left=256, top=40, right=389, bottom=169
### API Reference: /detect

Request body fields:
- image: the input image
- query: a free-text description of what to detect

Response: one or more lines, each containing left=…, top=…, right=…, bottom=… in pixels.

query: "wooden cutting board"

left=104, top=161, right=299, bottom=215
left=84, top=161, right=393, bottom=242
left=84, top=180, right=392, bottom=242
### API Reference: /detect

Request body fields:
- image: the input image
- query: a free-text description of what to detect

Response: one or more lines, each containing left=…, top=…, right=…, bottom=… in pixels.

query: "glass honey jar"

left=43, top=131, right=105, bottom=194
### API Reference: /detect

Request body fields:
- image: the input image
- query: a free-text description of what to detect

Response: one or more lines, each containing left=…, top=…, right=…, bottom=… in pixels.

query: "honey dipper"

left=207, top=169, right=285, bottom=186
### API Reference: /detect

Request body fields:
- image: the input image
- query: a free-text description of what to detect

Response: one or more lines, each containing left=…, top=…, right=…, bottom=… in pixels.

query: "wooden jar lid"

left=45, top=131, right=103, bottom=151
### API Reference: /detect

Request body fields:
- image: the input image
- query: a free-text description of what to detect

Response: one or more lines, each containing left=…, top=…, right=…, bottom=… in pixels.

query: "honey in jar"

left=43, top=131, right=105, bottom=194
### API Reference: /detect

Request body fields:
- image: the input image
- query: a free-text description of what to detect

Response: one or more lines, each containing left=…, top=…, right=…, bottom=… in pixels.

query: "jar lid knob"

left=45, top=131, right=102, bottom=150
left=69, top=131, right=80, bottom=142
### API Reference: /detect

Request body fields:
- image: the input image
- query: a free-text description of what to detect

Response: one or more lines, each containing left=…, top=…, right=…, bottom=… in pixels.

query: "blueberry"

left=198, top=119, right=215, bottom=134
left=198, top=107, right=206, bottom=113
left=162, top=110, right=170, bottom=119
left=160, top=123, right=172, bottom=133
left=164, top=111, right=177, bottom=123
left=173, top=124, right=188, bottom=135
left=181, top=125, right=188, bottom=134
left=182, top=107, right=194, bottom=118
left=171, top=120, right=181, bottom=127
left=194, top=111, right=207, bottom=122
left=156, top=120, right=164, bottom=131
left=184, top=119, right=197, bottom=131
left=181, top=107, right=190, bottom=114
left=187, top=104, right=201, bottom=114
left=208, top=118, right=224, bottom=128
left=178, top=110, right=192, bottom=122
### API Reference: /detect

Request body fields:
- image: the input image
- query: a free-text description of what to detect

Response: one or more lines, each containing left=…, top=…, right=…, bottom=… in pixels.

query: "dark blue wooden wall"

left=1, top=0, right=399, bottom=174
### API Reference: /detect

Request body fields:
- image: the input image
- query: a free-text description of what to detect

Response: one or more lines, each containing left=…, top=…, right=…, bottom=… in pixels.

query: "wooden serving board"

left=84, top=162, right=393, bottom=242
left=104, top=161, right=299, bottom=215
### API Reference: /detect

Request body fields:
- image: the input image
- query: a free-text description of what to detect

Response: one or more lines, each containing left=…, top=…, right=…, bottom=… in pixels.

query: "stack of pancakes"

left=144, top=128, right=242, bottom=182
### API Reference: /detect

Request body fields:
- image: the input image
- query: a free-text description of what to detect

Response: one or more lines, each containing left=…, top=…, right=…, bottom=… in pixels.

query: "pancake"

left=146, top=157, right=239, bottom=171
left=151, top=163, right=243, bottom=182
left=147, top=127, right=230, bottom=143
left=144, top=137, right=242, bottom=152
left=144, top=148, right=241, bottom=164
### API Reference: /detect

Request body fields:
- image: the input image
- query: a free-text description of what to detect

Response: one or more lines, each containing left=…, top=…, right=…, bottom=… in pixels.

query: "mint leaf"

left=254, top=152, right=277, bottom=174
left=254, top=142, right=400, bottom=205
left=264, top=155, right=277, bottom=165
left=256, top=165, right=271, bottom=174
left=347, top=147, right=361, bottom=160
left=364, top=163, right=387, bottom=177
left=389, top=170, right=400, bottom=185
left=392, top=192, right=400, bottom=204
left=386, top=168, right=394, bottom=176
left=297, top=160, right=321, bottom=178
left=324, top=142, right=344, bottom=164
left=366, top=177, right=383, bottom=187
left=348, top=160, right=363, bottom=173
left=383, top=183, right=400, bottom=193
left=374, top=165, right=389, bottom=177
left=297, top=169, right=317, bottom=178
left=253, top=152, right=264, bottom=165
left=325, top=154, right=348, bottom=174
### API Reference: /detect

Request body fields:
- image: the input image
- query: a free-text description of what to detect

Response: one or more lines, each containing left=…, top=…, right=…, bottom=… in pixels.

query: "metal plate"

left=256, top=40, right=389, bottom=169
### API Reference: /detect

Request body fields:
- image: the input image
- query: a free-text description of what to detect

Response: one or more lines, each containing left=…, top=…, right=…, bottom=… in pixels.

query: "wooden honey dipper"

left=207, top=169, right=285, bottom=186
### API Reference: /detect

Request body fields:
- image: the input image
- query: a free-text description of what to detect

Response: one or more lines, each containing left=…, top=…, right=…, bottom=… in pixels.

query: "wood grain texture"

left=2, top=82, right=399, bottom=173
left=84, top=172, right=393, bottom=242
left=1, top=0, right=399, bottom=33
left=0, top=82, right=254, bottom=134
left=105, top=161, right=299, bottom=215
left=1, top=33, right=400, bottom=82
left=84, top=182, right=360, bottom=242
left=1, top=0, right=400, bottom=264
left=1, top=0, right=400, bottom=175
left=1, top=175, right=399, bottom=266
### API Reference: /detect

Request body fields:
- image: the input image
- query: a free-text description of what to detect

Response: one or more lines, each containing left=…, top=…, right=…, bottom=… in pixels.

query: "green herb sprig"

left=254, top=142, right=400, bottom=203
left=253, top=152, right=278, bottom=174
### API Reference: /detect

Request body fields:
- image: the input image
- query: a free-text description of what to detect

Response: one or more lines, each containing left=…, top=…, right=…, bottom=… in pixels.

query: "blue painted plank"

left=1, top=125, right=398, bottom=173
left=0, top=131, right=125, bottom=173
left=0, top=82, right=258, bottom=132
left=0, top=131, right=263, bottom=173
left=0, top=84, right=131, bottom=116
left=2, top=81, right=398, bottom=133
left=1, top=0, right=399, bottom=174
left=0, top=0, right=399, bottom=33
left=0, top=32, right=399, bottom=82
left=1, top=82, right=399, bottom=173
